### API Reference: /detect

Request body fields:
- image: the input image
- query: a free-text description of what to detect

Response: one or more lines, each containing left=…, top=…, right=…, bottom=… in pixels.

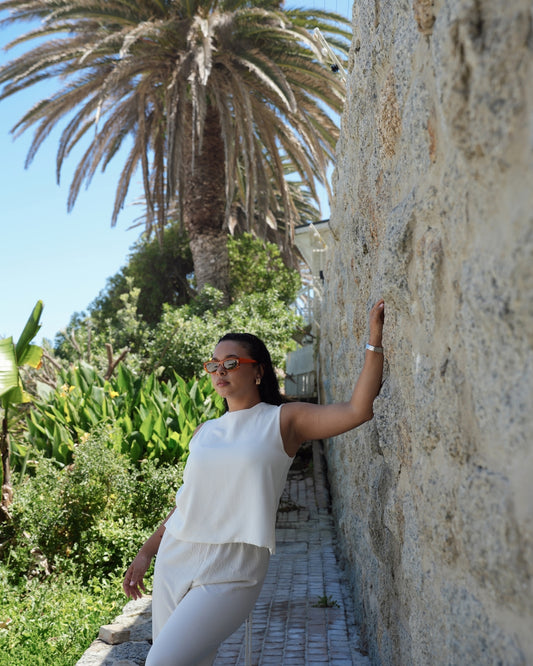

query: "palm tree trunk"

left=182, top=107, right=230, bottom=303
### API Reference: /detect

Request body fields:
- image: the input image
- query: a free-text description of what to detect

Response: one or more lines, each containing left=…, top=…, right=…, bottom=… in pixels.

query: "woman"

left=123, top=299, right=385, bottom=666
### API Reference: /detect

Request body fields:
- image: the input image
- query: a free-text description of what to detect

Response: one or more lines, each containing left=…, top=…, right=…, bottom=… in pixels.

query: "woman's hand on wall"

left=368, top=298, right=385, bottom=346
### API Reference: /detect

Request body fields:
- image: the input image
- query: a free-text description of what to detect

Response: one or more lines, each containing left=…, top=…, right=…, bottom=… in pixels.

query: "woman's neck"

left=226, top=396, right=262, bottom=412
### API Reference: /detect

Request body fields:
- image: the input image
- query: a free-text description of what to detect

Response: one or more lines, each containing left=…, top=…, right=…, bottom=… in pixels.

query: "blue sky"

left=0, top=0, right=352, bottom=345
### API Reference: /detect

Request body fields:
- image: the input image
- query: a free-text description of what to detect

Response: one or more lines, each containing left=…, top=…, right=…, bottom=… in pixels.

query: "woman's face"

left=208, top=340, right=262, bottom=402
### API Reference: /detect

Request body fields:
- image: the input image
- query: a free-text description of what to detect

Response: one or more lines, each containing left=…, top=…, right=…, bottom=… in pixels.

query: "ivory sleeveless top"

left=164, top=402, right=293, bottom=554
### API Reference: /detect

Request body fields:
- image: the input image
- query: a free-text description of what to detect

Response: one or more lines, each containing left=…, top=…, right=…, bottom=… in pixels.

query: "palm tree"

left=0, top=0, right=349, bottom=300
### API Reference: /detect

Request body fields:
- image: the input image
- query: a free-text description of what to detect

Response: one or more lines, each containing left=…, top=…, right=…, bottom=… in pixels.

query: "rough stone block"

left=98, top=624, right=131, bottom=645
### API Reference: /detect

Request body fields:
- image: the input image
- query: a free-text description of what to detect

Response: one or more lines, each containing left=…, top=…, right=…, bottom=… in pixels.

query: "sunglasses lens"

left=205, top=359, right=241, bottom=372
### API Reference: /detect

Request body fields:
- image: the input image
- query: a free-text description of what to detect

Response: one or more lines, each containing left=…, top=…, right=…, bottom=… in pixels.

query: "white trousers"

left=146, top=532, right=270, bottom=666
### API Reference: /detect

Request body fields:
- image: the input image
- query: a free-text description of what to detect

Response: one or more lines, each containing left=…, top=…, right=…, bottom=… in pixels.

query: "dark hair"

left=217, top=332, right=285, bottom=406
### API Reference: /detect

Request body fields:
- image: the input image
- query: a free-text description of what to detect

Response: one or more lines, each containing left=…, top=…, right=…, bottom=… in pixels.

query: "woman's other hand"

left=123, top=550, right=151, bottom=600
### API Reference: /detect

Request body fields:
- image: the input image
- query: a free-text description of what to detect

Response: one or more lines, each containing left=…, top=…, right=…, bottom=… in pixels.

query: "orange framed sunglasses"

left=203, top=358, right=256, bottom=373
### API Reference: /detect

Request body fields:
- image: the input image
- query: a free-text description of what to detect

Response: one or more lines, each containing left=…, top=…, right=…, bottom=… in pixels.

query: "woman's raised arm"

left=280, top=299, right=385, bottom=457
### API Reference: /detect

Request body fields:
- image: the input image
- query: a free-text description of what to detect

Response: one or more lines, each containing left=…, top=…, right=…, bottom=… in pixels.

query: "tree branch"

left=104, top=343, right=130, bottom=380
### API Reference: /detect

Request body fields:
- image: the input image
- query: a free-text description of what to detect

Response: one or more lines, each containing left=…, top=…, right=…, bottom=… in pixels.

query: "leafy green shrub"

left=228, top=233, right=301, bottom=304
left=145, top=299, right=221, bottom=379
left=8, top=443, right=124, bottom=577
left=80, top=516, right=153, bottom=578
left=218, top=290, right=303, bottom=368
left=6, top=431, right=183, bottom=582
left=16, top=363, right=223, bottom=469
left=130, top=457, right=183, bottom=529
left=0, top=433, right=183, bottom=665
left=148, top=287, right=303, bottom=379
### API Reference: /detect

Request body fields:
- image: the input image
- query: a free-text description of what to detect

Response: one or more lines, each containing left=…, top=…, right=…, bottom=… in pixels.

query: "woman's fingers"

left=370, top=300, right=385, bottom=324
left=373, top=299, right=385, bottom=313
left=124, top=578, right=144, bottom=599
left=123, top=564, right=147, bottom=598
left=123, top=551, right=152, bottom=598
left=368, top=300, right=384, bottom=344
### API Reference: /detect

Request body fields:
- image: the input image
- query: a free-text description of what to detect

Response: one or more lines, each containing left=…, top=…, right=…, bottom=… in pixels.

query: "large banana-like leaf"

left=0, top=337, right=18, bottom=401
left=17, top=344, right=43, bottom=369
left=15, top=300, right=43, bottom=363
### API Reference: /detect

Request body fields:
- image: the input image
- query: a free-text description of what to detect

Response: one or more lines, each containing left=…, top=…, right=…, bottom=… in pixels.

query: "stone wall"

left=318, top=1, right=533, bottom=664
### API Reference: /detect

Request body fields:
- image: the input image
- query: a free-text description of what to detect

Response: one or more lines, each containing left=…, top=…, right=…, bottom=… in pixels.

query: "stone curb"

left=76, top=598, right=152, bottom=665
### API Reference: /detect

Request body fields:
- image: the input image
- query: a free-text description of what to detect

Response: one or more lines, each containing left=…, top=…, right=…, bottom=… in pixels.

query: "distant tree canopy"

left=88, top=225, right=194, bottom=328
left=228, top=233, right=301, bottom=305
left=82, top=229, right=300, bottom=330
left=53, top=232, right=304, bottom=379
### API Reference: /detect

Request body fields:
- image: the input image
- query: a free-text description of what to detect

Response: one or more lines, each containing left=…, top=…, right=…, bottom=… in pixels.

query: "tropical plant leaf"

left=17, top=343, right=43, bottom=368
left=0, top=337, right=18, bottom=401
left=139, top=412, right=154, bottom=443
left=3, top=385, right=24, bottom=406
left=116, top=363, right=132, bottom=394
left=20, top=361, right=224, bottom=469
left=14, top=300, right=43, bottom=363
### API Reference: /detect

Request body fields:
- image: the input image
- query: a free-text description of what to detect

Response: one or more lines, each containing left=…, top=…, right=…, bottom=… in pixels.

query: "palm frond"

left=0, top=0, right=351, bottom=255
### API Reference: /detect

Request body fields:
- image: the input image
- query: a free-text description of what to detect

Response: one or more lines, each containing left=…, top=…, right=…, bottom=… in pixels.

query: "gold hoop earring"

left=256, top=377, right=261, bottom=385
